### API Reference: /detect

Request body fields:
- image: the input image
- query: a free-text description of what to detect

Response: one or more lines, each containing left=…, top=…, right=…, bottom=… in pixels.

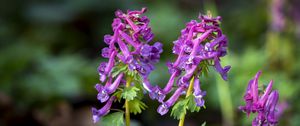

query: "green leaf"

left=100, top=112, right=124, bottom=126
left=171, top=95, right=201, bottom=120
left=171, top=99, right=188, bottom=120
left=121, top=86, right=140, bottom=101
left=131, top=80, right=144, bottom=100
left=124, top=99, right=148, bottom=115
left=186, top=95, right=200, bottom=112
left=128, top=70, right=135, bottom=77
left=112, top=64, right=127, bottom=78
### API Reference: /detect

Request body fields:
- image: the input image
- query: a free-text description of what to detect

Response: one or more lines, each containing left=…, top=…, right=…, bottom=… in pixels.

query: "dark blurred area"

left=1, top=0, right=300, bottom=126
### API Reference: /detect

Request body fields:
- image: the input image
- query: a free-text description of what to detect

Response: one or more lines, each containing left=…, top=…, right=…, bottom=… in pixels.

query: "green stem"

left=125, top=76, right=132, bottom=126
left=178, top=76, right=195, bottom=126
left=216, top=76, right=234, bottom=126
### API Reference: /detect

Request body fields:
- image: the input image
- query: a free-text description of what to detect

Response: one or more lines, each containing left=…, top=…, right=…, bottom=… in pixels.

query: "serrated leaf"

left=100, top=112, right=124, bottom=126
left=171, top=95, right=202, bottom=120
left=121, top=86, right=140, bottom=101
left=132, top=81, right=144, bottom=100
left=123, top=99, right=148, bottom=115
left=186, top=95, right=200, bottom=112
left=171, top=99, right=188, bottom=120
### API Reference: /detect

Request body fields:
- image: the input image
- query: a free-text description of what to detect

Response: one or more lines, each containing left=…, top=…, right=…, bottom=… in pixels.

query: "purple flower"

left=163, top=70, right=180, bottom=93
left=96, top=73, right=124, bottom=103
left=98, top=62, right=107, bottom=82
left=153, top=14, right=230, bottom=113
left=98, top=7, right=162, bottom=93
left=93, top=8, right=162, bottom=122
left=101, top=47, right=110, bottom=58
left=193, top=77, right=206, bottom=107
left=99, top=8, right=163, bottom=102
left=149, top=86, right=165, bottom=103
left=92, top=96, right=116, bottom=123
left=104, top=35, right=112, bottom=45
left=239, top=71, right=280, bottom=126
left=157, top=87, right=185, bottom=115
left=239, top=71, right=261, bottom=115
left=108, top=7, right=162, bottom=77
left=98, top=7, right=162, bottom=79
left=140, top=42, right=163, bottom=63
left=214, top=57, right=231, bottom=81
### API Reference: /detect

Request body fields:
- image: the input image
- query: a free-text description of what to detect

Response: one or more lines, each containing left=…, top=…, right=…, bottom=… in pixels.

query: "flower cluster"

left=92, top=8, right=162, bottom=123
left=239, top=71, right=279, bottom=126
left=150, top=14, right=230, bottom=115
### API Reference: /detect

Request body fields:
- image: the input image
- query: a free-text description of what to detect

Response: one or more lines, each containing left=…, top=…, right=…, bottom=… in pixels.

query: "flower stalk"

left=178, top=76, right=195, bottom=126
left=125, top=76, right=132, bottom=126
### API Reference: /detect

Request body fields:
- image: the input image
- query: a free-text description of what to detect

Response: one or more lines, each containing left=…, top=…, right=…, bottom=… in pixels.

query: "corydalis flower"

left=96, top=73, right=124, bottom=103
left=157, top=86, right=185, bottom=115
left=239, top=71, right=280, bottom=126
left=93, top=7, right=162, bottom=123
left=193, top=77, right=206, bottom=107
left=155, top=14, right=230, bottom=115
left=99, top=7, right=162, bottom=81
left=92, top=96, right=116, bottom=123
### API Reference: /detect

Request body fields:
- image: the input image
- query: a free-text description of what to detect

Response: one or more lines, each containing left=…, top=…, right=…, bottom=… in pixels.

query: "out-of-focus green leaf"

left=100, top=112, right=124, bottom=126
left=201, top=121, right=206, bottom=126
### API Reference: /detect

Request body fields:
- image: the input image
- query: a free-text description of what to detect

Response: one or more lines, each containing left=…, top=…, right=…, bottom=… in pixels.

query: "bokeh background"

left=1, top=0, right=299, bottom=126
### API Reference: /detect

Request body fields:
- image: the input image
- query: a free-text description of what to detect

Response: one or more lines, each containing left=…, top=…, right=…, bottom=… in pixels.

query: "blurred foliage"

left=99, top=112, right=124, bottom=126
left=0, top=0, right=300, bottom=126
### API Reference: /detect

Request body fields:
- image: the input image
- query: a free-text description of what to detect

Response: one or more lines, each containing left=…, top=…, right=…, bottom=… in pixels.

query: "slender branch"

left=178, top=76, right=195, bottom=126
left=125, top=76, right=132, bottom=126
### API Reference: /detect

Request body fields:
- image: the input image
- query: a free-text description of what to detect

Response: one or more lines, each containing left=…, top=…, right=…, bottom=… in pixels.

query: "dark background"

left=1, top=0, right=299, bottom=126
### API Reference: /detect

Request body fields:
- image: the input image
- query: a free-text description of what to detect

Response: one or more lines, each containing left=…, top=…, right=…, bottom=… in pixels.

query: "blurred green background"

left=1, top=0, right=299, bottom=126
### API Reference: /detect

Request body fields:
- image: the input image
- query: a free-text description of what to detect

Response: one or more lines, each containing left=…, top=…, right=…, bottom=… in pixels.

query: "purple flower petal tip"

left=157, top=103, right=169, bottom=115
left=149, top=86, right=166, bottom=103
left=194, top=91, right=206, bottom=107
left=95, top=84, right=109, bottom=103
